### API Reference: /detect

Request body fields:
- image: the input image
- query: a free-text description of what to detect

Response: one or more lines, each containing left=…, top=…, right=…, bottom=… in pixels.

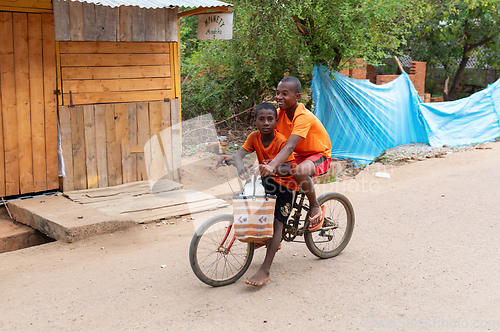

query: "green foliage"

left=180, top=15, right=199, bottom=63
left=181, top=1, right=303, bottom=120
left=181, top=41, right=239, bottom=120
left=405, top=0, right=500, bottom=99
left=181, top=0, right=422, bottom=120
left=288, top=0, right=420, bottom=68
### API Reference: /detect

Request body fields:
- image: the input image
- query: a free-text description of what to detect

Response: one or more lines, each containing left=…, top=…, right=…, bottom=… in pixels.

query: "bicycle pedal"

left=323, top=217, right=334, bottom=227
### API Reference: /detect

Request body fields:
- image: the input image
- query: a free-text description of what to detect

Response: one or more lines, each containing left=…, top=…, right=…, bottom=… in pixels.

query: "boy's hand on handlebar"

left=258, top=164, right=275, bottom=177
left=237, top=165, right=252, bottom=180
left=216, top=155, right=233, bottom=168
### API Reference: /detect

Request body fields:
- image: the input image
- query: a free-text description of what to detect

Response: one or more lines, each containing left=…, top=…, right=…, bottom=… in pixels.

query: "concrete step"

left=6, top=181, right=229, bottom=243
left=7, top=194, right=136, bottom=243
left=0, top=207, right=53, bottom=253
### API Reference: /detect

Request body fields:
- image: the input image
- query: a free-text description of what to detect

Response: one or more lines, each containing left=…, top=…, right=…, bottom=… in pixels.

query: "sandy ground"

left=1, top=142, right=499, bottom=331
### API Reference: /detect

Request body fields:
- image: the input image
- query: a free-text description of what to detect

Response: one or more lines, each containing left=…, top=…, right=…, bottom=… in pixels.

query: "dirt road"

left=1, top=143, right=499, bottom=331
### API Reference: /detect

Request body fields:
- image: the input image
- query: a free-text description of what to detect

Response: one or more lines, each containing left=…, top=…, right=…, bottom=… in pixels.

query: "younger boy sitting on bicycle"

left=217, top=102, right=298, bottom=287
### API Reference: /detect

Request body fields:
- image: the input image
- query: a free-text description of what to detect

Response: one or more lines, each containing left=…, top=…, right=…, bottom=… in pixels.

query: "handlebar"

left=220, top=160, right=236, bottom=167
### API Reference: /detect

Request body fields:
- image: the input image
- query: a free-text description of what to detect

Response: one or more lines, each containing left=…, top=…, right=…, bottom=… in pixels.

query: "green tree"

left=406, top=0, right=500, bottom=100
left=288, top=0, right=420, bottom=69
left=181, top=0, right=422, bottom=119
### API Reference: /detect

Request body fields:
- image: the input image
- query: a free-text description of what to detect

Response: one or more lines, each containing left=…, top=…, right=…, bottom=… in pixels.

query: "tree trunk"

left=444, top=52, right=469, bottom=101
left=443, top=34, right=493, bottom=101
left=333, top=51, right=342, bottom=68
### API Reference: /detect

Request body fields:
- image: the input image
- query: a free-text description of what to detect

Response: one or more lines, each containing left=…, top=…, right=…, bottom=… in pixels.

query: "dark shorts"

left=294, top=153, right=332, bottom=177
left=262, top=177, right=294, bottom=224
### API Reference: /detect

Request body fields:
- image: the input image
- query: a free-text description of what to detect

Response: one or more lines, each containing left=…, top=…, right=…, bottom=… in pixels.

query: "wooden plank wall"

left=0, top=12, right=59, bottom=197
left=59, top=41, right=173, bottom=105
left=59, top=100, right=180, bottom=191
left=0, top=0, right=53, bottom=13
left=52, top=0, right=178, bottom=42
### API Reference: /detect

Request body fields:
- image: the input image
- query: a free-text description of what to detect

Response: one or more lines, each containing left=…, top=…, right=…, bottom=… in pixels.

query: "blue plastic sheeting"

left=312, top=65, right=428, bottom=164
left=311, top=65, right=500, bottom=164
left=419, top=79, right=500, bottom=147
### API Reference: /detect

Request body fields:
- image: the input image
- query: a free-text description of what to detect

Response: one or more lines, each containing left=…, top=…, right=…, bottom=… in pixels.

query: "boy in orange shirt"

left=217, top=102, right=298, bottom=286
left=260, top=76, right=332, bottom=232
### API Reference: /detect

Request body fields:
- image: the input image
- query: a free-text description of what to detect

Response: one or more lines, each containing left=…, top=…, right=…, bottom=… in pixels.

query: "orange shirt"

left=242, top=130, right=298, bottom=191
left=277, top=103, right=332, bottom=159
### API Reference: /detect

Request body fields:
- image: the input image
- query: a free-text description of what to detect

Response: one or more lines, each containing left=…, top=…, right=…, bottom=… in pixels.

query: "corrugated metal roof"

left=66, top=0, right=232, bottom=9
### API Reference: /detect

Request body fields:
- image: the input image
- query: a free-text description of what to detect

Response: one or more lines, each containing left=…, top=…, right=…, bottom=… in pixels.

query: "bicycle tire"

left=189, top=214, right=254, bottom=287
left=304, top=192, right=355, bottom=259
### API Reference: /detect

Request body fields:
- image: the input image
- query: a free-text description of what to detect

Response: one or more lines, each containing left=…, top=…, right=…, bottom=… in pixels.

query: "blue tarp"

left=311, top=65, right=500, bottom=164
left=419, top=79, right=500, bottom=147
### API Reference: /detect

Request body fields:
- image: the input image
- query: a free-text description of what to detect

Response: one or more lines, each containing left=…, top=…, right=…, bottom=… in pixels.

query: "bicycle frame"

left=219, top=221, right=237, bottom=254
left=282, top=191, right=311, bottom=241
left=221, top=189, right=314, bottom=251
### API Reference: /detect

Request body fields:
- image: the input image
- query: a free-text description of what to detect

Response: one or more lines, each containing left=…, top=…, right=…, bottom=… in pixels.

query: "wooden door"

left=0, top=12, right=58, bottom=196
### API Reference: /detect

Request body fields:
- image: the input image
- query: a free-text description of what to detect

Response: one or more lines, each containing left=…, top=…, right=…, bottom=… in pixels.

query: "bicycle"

left=189, top=167, right=355, bottom=287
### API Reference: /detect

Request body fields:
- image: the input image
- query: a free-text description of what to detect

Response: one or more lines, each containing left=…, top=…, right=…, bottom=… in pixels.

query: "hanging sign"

left=197, top=13, right=233, bottom=40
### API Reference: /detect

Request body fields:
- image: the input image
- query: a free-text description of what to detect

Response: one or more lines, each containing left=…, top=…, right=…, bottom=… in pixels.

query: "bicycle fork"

left=218, top=222, right=236, bottom=254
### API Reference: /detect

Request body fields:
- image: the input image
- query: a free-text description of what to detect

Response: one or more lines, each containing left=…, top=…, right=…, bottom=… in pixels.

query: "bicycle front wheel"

left=305, top=192, right=355, bottom=259
left=189, top=214, right=254, bottom=287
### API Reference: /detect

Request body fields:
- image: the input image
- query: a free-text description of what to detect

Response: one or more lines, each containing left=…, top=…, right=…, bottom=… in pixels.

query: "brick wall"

left=376, top=62, right=426, bottom=98
left=410, top=62, right=426, bottom=98
left=351, top=58, right=367, bottom=79
left=339, top=68, right=350, bottom=76
left=337, top=59, right=427, bottom=99
left=366, top=65, right=376, bottom=84
left=376, top=75, right=399, bottom=85
left=338, top=59, right=368, bottom=79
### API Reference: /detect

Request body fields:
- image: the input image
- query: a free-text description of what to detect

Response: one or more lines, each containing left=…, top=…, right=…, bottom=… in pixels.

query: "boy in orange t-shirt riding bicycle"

left=217, top=102, right=298, bottom=287
left=259, top=76, right=332, bottom=232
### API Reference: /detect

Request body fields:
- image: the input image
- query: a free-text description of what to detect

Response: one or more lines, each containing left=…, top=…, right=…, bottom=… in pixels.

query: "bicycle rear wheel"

left=189, top=214, right=254, bottom=287
left=305, top=192, right=354, bottom=259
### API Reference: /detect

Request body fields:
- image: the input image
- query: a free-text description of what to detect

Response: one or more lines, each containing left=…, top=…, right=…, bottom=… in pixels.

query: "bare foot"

left=245, top=268, right=270, bottom=287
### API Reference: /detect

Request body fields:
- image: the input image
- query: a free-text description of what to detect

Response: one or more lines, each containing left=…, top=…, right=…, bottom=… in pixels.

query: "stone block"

left=0, top=217, right=53, bottom=253
left=430, top=96, right=444, bottom=102
left=8, top=195, right=136, bottom=243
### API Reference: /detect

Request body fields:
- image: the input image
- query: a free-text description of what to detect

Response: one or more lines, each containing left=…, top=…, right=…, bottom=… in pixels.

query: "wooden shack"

left=0, top=0, right=231, bottom=196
